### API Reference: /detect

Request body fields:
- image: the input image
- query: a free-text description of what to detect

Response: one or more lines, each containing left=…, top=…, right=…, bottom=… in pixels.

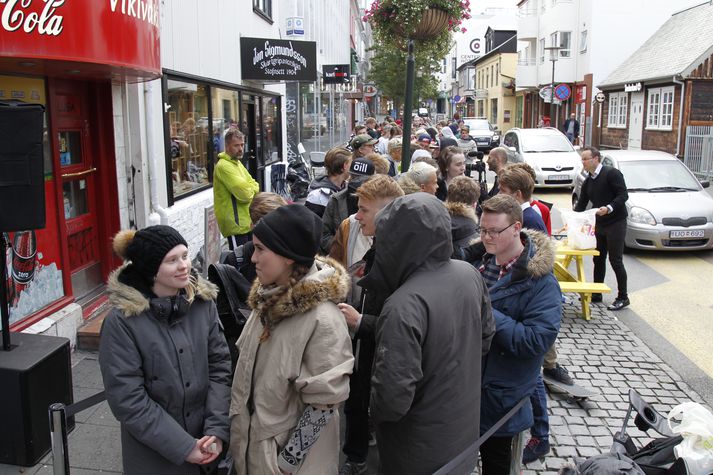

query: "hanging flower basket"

left=364, top=0, right=470, bottom=43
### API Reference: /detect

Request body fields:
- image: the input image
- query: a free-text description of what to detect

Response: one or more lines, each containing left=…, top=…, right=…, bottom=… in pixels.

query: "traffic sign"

left=363, top=84, right=377, bottom=97
left=554, top=83, right=571, bottom=101
left=453, top=95, right=461, bottom=103
left=595, top=92, right=606, bottom=103
left=538, top=86, right=552, bottom=100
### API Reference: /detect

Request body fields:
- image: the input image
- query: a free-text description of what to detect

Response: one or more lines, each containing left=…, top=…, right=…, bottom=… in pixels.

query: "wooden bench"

left=558, top=281, right=611, bottom=321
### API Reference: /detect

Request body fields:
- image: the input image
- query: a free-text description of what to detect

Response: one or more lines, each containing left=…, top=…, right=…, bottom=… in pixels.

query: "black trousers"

left=480, top=435, right=515, bottom=474
left=593, top=219, right=628, bottom=300
left=342, top=338, right=375, bottom=463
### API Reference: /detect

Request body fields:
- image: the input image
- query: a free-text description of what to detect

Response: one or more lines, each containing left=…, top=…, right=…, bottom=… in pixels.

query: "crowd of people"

left=97, top=114, right=628, bottom=474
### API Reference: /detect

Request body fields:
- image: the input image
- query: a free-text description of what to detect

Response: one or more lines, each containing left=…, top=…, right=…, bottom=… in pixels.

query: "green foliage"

left=367, top=35, right=450, bottom=111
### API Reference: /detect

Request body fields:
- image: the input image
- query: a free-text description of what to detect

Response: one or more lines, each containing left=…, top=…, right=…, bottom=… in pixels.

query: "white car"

left=572, top=150, right=713, bottom=251
left=502, top=127, right=582, bottom=188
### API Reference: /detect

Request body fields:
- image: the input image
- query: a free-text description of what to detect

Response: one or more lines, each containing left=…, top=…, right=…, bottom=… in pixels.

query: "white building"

left=515, top=0, right=694, bottom=145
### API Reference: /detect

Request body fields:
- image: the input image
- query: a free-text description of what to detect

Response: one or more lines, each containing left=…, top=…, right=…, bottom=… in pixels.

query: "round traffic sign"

left=554, top=84, right=571, bottom=101
left=595, top=92, right=606, bottom=103
left=453, top=95, right=461, bottom=103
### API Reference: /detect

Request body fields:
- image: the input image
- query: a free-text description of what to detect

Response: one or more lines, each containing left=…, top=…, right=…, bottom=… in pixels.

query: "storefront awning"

left=0, top=1, right=160, bottom=81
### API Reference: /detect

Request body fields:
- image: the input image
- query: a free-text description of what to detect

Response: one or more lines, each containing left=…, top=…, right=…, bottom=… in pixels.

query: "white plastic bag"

left=668, top=402, right=713, bottom=475
left=560, top=209, right=598, bottom=250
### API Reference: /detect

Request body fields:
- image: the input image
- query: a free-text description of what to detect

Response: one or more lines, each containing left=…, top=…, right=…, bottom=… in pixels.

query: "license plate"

left=669, top=230, right=704, bottom=238
left=477, top=140, right=489, bottom=145
left=547, top=175, right=571, bottom=181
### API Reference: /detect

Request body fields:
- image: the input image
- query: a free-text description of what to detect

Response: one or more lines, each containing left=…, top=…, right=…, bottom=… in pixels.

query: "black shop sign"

left=241, top=37, right=317, bottom=82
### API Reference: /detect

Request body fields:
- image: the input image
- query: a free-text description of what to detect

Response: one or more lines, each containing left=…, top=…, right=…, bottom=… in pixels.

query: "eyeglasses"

left=581, top=156, right=595, bottom=161
left=480, top=222, right=515, bottom=238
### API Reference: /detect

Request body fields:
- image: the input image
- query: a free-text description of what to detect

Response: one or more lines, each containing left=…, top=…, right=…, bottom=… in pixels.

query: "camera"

left=464, top=150, right=486, bottom=178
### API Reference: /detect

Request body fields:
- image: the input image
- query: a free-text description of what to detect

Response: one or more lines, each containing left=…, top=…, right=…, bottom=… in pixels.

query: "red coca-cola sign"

left=0, top=0, right=160, bottom=77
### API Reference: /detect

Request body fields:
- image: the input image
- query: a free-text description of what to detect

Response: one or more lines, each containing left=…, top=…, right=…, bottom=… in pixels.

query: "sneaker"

left=608, top=297, right=630, bottom=311
left=543, top=363, right=573, bottom=385
left=522, top=437, right=550, bottom=464
left=339, top=460, right=368, bottom=475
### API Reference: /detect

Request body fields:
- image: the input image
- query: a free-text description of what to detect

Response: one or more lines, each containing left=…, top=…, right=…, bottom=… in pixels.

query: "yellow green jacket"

left=213, top=152, right=260, bottom=237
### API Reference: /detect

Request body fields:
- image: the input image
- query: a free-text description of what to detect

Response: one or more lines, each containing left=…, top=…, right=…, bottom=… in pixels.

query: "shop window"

left=211, top=87, right=239, bottom=161
left=166, top=79, right=211, bottom=199
left=262, top=96, right=281, bottom=166
left=0, top=75, right=66, bottom=326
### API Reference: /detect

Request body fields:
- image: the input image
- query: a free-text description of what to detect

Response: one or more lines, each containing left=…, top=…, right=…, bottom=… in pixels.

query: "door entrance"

left=629, top=92, right=644, bottom=150
left=50, top=80, right=104, bottom=300
left=240, top=95, right=258, bottom=181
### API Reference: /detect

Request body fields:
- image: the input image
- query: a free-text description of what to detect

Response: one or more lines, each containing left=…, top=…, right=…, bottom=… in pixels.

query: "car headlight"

left=628, top=206, right=657, bottom=226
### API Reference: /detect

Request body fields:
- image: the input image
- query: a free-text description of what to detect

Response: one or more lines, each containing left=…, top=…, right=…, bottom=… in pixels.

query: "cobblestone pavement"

left=525, top=299, right=706, bottom=474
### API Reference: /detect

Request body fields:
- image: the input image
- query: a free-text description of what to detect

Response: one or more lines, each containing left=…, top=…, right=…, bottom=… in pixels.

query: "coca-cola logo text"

left=1, top=0, right=65, bottom=36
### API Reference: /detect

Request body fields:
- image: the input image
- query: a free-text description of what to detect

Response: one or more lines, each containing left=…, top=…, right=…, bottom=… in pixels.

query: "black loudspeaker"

left=0, top=101, right=46, bottom=232
left=0, top=332, right=74, bottom=466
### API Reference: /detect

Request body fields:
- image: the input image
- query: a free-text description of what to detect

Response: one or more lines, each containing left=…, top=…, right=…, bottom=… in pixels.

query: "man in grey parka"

left=364, top=193, right=496, bottom=474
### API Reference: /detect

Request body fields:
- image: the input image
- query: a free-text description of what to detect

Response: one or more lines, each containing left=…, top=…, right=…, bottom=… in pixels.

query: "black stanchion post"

left=1, top=233, right=11, bottom=351
left=400, top=39, right=416, bottom=173
left=48, top=402, right=70, bottom=475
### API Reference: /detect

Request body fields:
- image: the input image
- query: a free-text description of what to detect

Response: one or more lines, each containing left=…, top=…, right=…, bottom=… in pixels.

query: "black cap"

left=253, top=205, right=322, bottom=267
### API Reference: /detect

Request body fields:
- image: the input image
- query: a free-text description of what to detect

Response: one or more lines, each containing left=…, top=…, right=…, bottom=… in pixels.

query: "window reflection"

left=263, top=96, right=280, bottom=165
left=166, top=80, right=210, bottom=197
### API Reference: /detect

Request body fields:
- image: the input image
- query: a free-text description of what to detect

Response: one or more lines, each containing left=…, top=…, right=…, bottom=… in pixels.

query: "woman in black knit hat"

left=229, top=205, right=354, bottom=474
left=98, top=225, right=231, bottom=475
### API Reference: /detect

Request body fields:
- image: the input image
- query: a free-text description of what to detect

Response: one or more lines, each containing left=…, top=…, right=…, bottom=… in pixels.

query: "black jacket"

left=563, top=118, right=580, bottom=137
left=574, top=166, right=628, bottom=227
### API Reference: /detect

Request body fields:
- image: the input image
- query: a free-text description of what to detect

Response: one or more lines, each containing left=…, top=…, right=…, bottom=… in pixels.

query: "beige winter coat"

left=229, top=256, right=354, bottom=475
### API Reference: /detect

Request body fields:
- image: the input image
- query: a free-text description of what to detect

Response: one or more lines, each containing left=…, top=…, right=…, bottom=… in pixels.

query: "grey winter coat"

left=99, top=266, right=232, bottom=475
left=362, top=194, right=496, bottom=475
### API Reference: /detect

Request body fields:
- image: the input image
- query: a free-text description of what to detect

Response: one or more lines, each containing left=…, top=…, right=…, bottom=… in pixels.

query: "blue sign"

left=554, top=84, right=571, bottom=101
left=453, top=95, right=461, bottom=103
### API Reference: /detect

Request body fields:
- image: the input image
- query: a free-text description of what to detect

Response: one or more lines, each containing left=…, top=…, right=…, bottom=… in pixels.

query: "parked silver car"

left=502, top=127, right=582, bottom=188
left=572, top=150, right=713, bottom=251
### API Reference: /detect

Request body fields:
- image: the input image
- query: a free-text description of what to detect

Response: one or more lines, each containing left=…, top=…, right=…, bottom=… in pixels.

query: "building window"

left=559, top=31, right=571, bottom=57
left=490, top=98, right=498, bottom=124
left=166, top=79, right=212, bottom=199
left=579, top=30, right=588, bottom=53
left=490, top=65, right=494, bottom=87
left=253, top=0, right=272, bottom=21
left=646, top=86, right=674, bottom=130
left=607, top=91, right=627, bottom=128
left=539, top=38, right=545, bottom=64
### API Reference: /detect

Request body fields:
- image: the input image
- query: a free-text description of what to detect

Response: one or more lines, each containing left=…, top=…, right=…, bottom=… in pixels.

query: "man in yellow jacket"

left=213, top=129, right=260, bottom=249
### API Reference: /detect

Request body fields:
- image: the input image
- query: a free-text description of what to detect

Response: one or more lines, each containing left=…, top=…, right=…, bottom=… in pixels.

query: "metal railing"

left=684, top=125, right=713, bottom=180
left=48, top=391, right=106, bottom=475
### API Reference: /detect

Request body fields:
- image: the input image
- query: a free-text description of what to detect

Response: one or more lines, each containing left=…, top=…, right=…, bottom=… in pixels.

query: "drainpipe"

left=672, top=75, right=686, bottom=158
left=144, top=82, right=169, bottom=225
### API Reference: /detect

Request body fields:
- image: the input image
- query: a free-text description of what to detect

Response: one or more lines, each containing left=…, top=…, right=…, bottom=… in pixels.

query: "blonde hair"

left=249, top=192, right=287, bottom=223
left=355, top=174, right=404, bottom=202
left=364, top=153, right=391, bottom=175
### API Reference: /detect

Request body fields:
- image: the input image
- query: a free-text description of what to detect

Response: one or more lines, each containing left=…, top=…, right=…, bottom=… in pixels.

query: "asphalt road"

left=536, top=187, right=713, bottom=407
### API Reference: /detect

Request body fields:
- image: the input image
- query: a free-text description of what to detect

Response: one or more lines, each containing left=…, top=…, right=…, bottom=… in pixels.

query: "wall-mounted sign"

left=595, top=92, right=606, bottom=103
left=363, top=84, right=377, bottom=97
left=286, top=17, right=304, bottom=36
left=470, top=38, right=482, bottom=54
left=323, top=64, right=350, bottom=84
left=624, top=82, right=642, bottom=92
left=0, top=0, right=161, bottom=79
left=241, top=37, right=317, bottom=82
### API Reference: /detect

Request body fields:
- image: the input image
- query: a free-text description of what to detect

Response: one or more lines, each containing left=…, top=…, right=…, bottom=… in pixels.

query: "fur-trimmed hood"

left=445, top=201, right=477, bottom=221
left=107, top=263, right=218, bottom=317
left=247, top=255, right=349, bottom=327
left=465, top=229, right=555, bottom=282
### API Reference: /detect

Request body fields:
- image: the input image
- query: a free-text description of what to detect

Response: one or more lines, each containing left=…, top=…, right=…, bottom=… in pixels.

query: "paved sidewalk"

left=0, top=299, right=705, bottom=474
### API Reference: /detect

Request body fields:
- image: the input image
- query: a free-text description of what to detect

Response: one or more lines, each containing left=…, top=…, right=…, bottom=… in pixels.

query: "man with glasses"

left=574, top=146, right=630, bottom=310
left=462, top=194, right=561, bottom=473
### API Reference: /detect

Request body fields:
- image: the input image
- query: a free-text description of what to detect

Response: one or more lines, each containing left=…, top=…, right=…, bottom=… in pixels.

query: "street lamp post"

left=544, top=45, right=562, bottom=127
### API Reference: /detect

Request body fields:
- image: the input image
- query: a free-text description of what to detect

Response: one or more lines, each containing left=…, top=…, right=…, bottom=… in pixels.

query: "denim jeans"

left=530, top=374, right=550, bottom=440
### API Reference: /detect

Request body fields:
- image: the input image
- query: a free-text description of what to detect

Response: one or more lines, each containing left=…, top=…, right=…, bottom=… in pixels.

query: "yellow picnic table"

left=554, top=242, right=611, bottom=320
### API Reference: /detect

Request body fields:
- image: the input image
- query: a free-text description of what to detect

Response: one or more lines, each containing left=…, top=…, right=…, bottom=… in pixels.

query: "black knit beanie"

left=113, top=225, right=188, bottom=279
left=252, top=204, right=322, bottom=266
